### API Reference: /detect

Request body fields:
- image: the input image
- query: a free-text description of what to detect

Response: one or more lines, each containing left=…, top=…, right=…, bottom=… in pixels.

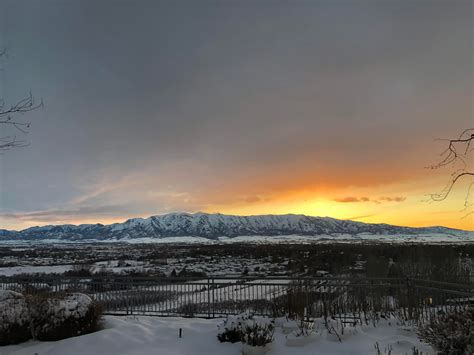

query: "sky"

left=0, top=0, right=472, bottom=231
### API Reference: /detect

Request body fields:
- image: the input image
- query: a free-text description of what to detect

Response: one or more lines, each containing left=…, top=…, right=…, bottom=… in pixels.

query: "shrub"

left=0, top=290, right=31, bottom=345
left=217, top=313, right=274, bottom=346
left=217, top=313, right=252, bottom=343
left=240, top=322, right=274, bottom=347
left=30, top=293, right=102, bottom=341
left=418, top=308, right=474, bottom=355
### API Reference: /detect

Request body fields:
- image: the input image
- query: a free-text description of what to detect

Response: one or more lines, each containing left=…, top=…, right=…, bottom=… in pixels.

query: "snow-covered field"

left=0, top=315, right=435, bottom=355
left=0, top=265, right=73, bottom=277
left=2, top=232, right=473, bottom=246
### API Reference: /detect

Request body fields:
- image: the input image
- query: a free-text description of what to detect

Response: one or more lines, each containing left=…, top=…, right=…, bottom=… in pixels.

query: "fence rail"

left=1, top=276, right=472, bottom=322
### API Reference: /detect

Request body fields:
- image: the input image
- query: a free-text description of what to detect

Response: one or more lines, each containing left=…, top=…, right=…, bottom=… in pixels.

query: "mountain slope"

left=0, top=212, right=472, bottom=242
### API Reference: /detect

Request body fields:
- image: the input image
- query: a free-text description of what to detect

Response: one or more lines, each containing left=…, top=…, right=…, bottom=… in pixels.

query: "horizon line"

left=3, top=211, right=472, bottom=233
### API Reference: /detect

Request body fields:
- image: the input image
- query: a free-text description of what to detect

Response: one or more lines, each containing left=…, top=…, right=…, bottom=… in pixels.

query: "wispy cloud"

left=334, top=196, right=406, bottom=204
left=334, top=196, right=370, bottom=203
left=378, top=196, right=406, bottom=202
left=0, top=205, right=131, bottom=223
left=347, top=214, right=377, bottom=221
left=244, top=196, right=262, bottom=203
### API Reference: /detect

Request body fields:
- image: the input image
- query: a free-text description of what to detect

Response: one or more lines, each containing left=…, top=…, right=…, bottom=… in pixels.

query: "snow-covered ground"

left=2, top=233, right=473, bottom=246
left=0, top=262, right=151, bottom=277
left=0, top=265, right=73, bottom=277
left=0, top=315, right=435, bottom=355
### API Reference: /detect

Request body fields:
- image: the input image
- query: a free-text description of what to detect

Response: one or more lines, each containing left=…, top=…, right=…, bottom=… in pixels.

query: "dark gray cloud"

left=0, top=0, right=471, bottom=229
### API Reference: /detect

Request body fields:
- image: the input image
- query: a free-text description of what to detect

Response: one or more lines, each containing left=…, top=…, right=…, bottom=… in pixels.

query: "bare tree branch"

left=428, top=129, right=474, bottom=211
left=0, top=48, right=42, bottom=151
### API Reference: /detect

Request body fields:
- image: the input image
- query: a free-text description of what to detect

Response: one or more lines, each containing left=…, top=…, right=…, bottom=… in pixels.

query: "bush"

left=240, top=322, right=274, bottom=347
left=30, top=293, right=102, bottom=341
left=217, top=313, right=252, bottom=343
left=0, top=290, right=31, bottom=345
left=418, top=308, right=474, bottom=355
left=217, top=313, right=274, bottom=346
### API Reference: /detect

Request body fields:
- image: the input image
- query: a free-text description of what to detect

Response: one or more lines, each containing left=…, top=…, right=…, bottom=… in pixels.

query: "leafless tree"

left=428, top=128, right=474, bottom=213
left=0, top=48, right=42, bottom=152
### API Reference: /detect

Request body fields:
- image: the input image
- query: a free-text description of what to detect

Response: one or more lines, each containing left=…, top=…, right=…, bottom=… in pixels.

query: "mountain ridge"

left=0, top=212, right=472, bottom=242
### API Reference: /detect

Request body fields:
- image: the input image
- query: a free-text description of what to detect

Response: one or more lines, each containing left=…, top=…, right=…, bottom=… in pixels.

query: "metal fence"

left=1, top=276, right=472, bottom=323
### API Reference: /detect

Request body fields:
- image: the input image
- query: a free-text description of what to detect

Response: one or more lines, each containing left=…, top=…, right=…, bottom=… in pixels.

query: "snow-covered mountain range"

left=0, top=212, right=472, bottom=243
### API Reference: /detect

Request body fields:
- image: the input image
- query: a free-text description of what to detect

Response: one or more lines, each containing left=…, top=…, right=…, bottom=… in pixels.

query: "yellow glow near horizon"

left=2, top=172, right=472, bottom=231
left=3, top=198, right=472, bottom=231
left=205, top=180, right=474, bottom=230
left=208, top=198, right=473, bottom=230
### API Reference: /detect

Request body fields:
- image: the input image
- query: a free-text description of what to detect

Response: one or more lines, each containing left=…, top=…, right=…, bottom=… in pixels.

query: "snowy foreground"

left=1, top=316, right=435, bottom=355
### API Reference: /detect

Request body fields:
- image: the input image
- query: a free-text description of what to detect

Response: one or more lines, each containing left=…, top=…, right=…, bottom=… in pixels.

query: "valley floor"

left=1, top=315, right=435, bottom=355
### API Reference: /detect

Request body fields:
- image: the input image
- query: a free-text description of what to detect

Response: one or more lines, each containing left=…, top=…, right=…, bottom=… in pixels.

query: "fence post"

left=207, top=278, right=211, bottom=318
left=406, top=277, right=412, bottom=321
left=212, top=278, right=215, bottom=318
left=305, top=280, right=310, bottom=322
